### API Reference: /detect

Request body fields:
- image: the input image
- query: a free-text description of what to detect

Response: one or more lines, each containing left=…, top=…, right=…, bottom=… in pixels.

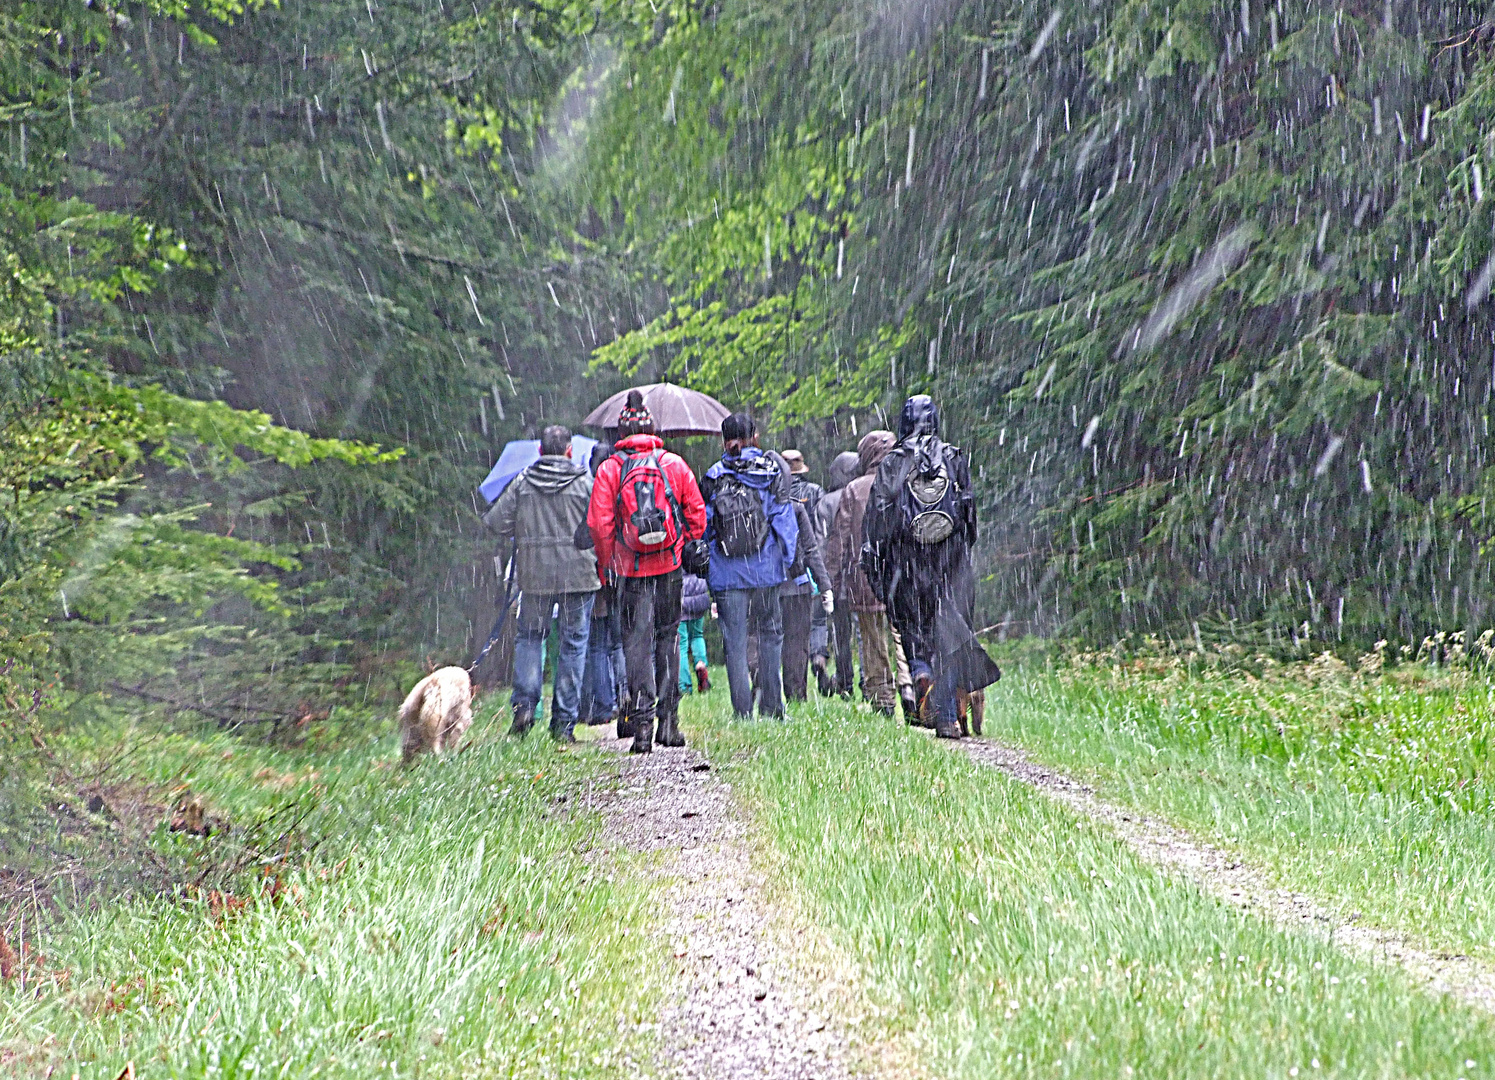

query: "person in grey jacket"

left=483, top=424, right=598, bottom=741
left=778, top=450, right=834, bottom=701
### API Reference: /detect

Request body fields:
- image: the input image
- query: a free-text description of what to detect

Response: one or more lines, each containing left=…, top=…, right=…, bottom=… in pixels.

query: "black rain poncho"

left=861, top=396, right=1000, bottom=693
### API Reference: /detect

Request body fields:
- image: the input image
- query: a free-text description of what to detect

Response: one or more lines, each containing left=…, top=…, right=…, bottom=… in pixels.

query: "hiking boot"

left=656, top=713, right=685, bottom=748
left=550, top=718, right=577, bottom=743
left=629, top=717, right=655, bottom=754
left=900, top=688, right=924, bottom=727
left=616, top=712, right=636, bottom=740
left=934, top=719, right=964, bottom=740
left=509, top=704, right=536, bottom=737
left=695, top=662, right=710, bottom=694
left=874, top=702, right=897, bottom=718
left=813, top=658, right=833, bottom=696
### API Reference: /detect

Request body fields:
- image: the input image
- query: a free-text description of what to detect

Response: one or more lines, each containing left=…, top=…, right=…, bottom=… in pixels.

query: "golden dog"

left=397, top=666, right=474, bottom=763
left=956, top=687, right=984, bottom=737
left=916, top=685, right=985, bottom=735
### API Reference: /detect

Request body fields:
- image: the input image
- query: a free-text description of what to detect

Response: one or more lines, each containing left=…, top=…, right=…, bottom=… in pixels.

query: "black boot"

left=629, top=715, right=655, bottom=754
left=656, top=712, right=685, bottom=748
left=616, top=709, right=635, bottom=740
left=812, top=658, right=833, bottom=696
left=509, top=704, right=536, bottom=737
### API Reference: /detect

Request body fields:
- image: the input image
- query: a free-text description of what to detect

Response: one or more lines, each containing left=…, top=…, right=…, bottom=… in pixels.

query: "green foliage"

left=584, top=0, right=1495, bottom=643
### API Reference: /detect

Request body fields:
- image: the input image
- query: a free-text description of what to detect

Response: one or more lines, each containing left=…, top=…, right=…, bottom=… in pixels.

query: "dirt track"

left=958, top=737, right=1495, bottom=1016
left=591, top=734, right=894, bottom=1080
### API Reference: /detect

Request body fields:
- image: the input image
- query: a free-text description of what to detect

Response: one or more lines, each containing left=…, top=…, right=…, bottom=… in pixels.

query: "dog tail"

left=398, top=676, right=429, bottom=763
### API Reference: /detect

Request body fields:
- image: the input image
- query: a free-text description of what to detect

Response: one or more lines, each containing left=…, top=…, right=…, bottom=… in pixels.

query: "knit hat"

left=617, top=389, right=654, bottom=435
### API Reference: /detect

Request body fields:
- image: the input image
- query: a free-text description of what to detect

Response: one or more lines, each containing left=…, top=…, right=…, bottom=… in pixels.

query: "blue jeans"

left=679, top=617, right=707, bottom=692
left=716, top=587, right=783, bottom=718
left=906, top=656, right=958, bottom=727
left=580, top=610, right=618, bottom=721
left=512, top=591, right=595, bottom=737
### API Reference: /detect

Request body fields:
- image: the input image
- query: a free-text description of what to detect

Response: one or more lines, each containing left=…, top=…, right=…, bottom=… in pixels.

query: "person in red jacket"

left=588, top=390, right=707, bottom=753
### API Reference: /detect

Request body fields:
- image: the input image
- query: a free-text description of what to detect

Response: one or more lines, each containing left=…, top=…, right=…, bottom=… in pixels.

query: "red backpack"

left=612, top=450, right=684, bottom=558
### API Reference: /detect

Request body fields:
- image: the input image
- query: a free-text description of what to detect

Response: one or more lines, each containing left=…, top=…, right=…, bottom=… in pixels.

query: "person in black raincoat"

left=860, top=395, right=1000, bottom=739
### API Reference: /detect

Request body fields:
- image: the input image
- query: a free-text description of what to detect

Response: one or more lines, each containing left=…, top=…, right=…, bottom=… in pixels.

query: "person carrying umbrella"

left=587, top=391, right=707, bottom=753
left=482, top=425, right=598, bottom=742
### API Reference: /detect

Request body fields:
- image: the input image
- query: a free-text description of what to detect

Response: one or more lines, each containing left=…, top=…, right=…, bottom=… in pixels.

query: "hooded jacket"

left=588, top=434, right=707, bottom=579
left=484, top=454, right=599, bottom=595
left=861, top=396, right=999, bottom=692
left=782, top=473, right=831, bottom=598
left=701, top=446, right=799, bottom=592
left=825, top=431, right=895, bottom=611
left=863, top=396, right=977, bottom=601
left=818, top=451, right=861, bottom=539
left=782, top=499, right=833, bottom=598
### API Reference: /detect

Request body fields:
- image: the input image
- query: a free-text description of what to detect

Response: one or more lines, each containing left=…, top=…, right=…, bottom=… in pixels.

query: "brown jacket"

left=825, top=431, right=895, bottom=613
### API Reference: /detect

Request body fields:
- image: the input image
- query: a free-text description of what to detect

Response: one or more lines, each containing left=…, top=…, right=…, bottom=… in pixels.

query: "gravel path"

left=588, top=734, right=902, bottom=1080
left=957, top=737, right=1495, bottom=1015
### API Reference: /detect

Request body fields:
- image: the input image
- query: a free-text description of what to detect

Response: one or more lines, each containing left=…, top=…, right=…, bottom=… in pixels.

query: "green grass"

left=684, top=691, right=1495, bottom=1079
left=977, top=652, right=1495, bottom=960
left=1, top=705, right=668, bottom=1079
left=14, top=658, right=1495, bottom=1080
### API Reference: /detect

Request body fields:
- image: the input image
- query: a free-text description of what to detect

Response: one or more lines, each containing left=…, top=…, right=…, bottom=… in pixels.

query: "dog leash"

left=469, top=540, right=519, bottom=674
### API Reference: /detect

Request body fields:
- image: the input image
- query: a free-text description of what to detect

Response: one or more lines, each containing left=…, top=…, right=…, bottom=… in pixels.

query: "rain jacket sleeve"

left=587, top=455, right=621, bottom=582
left=787, top=501, right=831, bottom=595
left=952, top=447, right=977, bottom=545
left=483, top=479, right=520, bottom=543
left=769, top=497, right=799, bottom=580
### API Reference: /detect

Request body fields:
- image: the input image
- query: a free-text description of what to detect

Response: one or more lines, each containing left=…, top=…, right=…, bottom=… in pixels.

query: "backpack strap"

left=651, top=453, right=687, bottom=565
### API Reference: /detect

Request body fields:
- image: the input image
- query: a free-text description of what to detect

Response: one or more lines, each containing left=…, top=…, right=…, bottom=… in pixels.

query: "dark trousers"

left=895, top=618, right=957, bottom=726
left=618, top=570, right=683, bottom=731
left=780, top=592, right=816, bottom=701
left=829, top=602, right=855, bottom=695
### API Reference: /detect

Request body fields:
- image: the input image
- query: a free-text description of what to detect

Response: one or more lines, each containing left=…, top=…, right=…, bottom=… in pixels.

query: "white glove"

left=821, top=590, right=835, bottom=615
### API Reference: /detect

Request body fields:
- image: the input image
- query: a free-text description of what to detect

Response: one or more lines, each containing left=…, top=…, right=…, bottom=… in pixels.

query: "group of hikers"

left=482, top=388, right=1000, bottom=753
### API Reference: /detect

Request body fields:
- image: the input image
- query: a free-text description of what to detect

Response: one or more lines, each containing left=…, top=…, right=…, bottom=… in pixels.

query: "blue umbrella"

left=478, top=435, right=599, bottom=504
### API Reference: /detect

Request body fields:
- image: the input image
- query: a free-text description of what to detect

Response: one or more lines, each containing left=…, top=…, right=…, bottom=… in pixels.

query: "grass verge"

left=683, top=691, right=1495, bottom=1079
left=980, top=651, right=1495, bottom=961
left=1, top=705, right=667, bottom=1079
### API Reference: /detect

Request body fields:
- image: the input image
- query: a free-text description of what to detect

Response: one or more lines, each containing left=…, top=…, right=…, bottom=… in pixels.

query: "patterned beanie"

left=617, top=389, right=654, bottom=435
